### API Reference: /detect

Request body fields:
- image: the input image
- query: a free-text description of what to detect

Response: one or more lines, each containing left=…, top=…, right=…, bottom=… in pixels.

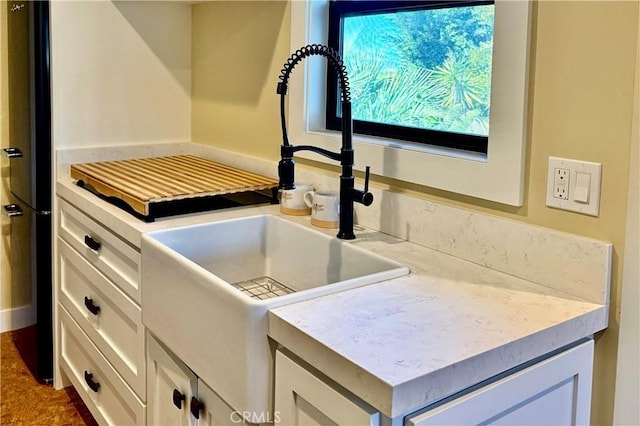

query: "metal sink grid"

left=231, top=276, right=296, bottom=300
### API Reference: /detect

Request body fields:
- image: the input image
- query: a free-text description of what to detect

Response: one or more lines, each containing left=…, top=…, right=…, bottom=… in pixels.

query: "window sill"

left=304, top=129, right=487, bottom=163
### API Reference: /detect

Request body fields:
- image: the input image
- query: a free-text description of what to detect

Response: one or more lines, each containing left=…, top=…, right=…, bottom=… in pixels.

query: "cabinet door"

left=196, top=379, right=247, bottom=426
left=407, top=340, right=594, bottom=426
left=275, top=350, right=380, bottom=426
left=148, top=335, right=198, bottom=426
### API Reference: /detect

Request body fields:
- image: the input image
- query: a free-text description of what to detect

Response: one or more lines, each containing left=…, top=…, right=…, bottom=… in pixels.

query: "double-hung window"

left=288, top=0, right=532, bottom=206
left=326, top=1, right=495, bottom=154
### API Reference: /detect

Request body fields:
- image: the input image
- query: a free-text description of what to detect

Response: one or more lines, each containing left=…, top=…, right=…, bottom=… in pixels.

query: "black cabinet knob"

left=190, top=396, right=204, bottom=419
left=172, top=389, right=186, bottom=409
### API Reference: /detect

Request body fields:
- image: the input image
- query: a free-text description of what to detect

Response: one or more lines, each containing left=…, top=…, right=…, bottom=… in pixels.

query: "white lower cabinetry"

left=406, top=340, right=594, bottom=426
left=147, top=334, right=244, bottom=426
left=57, top=197, right=146, bottom=425
left=147, top=334, right=197, bottom=426
left=59, top=306, right=145, bottom=425
left=59, top=198, right=140, bottom=303
left=275, top=350, right=381, bottom=426
left=56, top=190, right=599, bottom=426
left=275, top=340, right=594, bottom=426
left=58, top=238, right=146, bottom=398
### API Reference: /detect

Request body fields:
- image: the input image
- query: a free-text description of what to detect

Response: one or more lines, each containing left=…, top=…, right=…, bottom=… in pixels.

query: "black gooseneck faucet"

left=277, top=44, right=373, bottom=240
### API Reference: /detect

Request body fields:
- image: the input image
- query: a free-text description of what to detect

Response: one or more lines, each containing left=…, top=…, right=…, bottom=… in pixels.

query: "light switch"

left=574, top=172, right=591, bottom=203
left=546, top=157, right=602, bottom=216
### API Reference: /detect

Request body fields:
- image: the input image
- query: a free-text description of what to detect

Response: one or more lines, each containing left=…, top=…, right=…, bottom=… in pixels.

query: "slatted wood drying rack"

left=70, top=155, right=278, bottom=221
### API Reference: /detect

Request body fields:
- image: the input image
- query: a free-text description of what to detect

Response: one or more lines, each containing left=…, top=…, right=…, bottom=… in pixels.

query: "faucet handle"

left=353, top=165, right=374, bottom=207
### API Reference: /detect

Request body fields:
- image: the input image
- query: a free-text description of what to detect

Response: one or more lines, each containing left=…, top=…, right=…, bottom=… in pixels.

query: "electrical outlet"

left=546, top=156, right=602, bottom=216
left=553, top=168, right=570, bottom=200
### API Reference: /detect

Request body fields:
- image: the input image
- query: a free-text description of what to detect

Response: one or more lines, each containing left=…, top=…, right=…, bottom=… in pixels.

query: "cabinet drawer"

left=60, top=306, right=145, bottom=426
left=59, top=198, right=141, bottom=303
left=59, top=238, right=146, bottom=400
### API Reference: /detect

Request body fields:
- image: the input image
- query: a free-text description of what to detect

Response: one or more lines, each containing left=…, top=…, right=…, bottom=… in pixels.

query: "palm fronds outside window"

left=327, top=1, right=495, bottom=154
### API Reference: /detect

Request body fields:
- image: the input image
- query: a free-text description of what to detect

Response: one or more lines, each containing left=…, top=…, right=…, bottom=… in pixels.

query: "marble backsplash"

left=57, top=142, right=612, bottom=306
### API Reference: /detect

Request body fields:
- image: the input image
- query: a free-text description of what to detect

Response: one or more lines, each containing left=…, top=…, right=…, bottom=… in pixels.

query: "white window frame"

left=287, top=0, right=532, bottom=206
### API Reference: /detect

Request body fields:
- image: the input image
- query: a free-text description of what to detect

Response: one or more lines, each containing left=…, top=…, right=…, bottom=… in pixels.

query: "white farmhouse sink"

left=141, top=214, right=408, bottom=415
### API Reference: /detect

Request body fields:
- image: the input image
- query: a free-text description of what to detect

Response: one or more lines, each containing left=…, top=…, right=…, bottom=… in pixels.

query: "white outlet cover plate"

left=546, top=156, right=602, bottom=216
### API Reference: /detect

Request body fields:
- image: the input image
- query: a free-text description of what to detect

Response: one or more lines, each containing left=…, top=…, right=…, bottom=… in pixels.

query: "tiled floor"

left=1, top=329, right=97, bottom=426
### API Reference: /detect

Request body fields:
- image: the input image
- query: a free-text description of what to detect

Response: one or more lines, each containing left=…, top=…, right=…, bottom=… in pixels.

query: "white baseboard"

left=0, top=304, right=35, bottom=333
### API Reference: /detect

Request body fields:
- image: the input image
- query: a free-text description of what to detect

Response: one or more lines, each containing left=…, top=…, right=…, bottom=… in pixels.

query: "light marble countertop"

left=56, top=175, right=609, bottom=420
left=268, top=248, right=606, bottom=418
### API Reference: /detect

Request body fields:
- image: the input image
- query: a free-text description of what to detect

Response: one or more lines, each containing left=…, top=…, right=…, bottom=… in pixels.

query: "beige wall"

left=614, top=4, right=640, bottom=423
left=191, top=1, right=639, bottom=424
left=191, top=1, right=290, bottom=159
left=50, top=1, right=192, bottom=148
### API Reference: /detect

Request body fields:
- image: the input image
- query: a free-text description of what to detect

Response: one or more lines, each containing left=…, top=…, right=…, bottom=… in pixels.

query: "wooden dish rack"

left=70, top=155, right=278, bottom=221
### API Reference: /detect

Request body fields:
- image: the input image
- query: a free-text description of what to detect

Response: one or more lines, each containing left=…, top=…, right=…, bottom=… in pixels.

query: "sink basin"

left=141, top=214, right=409, bottom=414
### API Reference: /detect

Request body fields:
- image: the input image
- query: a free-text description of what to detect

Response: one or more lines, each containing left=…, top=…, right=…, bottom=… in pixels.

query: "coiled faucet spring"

left=277, top=44, right=351, bottom=104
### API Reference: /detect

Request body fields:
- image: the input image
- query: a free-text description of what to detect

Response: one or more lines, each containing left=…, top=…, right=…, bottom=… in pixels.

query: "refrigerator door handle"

left=2, top=147, right=24, bottom=158
left=3, top=204, right=24, bottom=217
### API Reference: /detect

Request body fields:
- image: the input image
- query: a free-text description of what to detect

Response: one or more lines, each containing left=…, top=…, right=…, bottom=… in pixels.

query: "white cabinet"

left=58, top=239, right=146, bottom=398
left=147, top=334, right=244, bottom=426
left=59, top=306, right=145, bottom=425
left=57, top=197, right=146, bottom=424
left=147, top=334, right=197, bottom=426
left=275, top=350, right=381, bottom=426
left=406, top=340, right=594, bottom=426
left=58, top=198, right=140, bottom=303
left=275, top=341, right=594, bottom=426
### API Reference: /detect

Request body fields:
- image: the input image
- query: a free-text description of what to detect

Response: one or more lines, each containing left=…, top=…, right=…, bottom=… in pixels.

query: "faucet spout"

left=277, top=44, right=373, bottom=240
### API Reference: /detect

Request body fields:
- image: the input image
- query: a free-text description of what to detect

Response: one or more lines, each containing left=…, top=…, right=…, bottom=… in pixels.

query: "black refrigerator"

left=3, top=0, right=52, bottom=384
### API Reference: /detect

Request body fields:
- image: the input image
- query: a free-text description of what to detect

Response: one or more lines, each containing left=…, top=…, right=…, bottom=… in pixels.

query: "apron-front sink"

left=141, top=214, right=409, bottom=415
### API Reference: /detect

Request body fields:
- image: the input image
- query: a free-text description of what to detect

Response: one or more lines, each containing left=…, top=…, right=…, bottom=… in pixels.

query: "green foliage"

left=342, top=4, right=495, bottom=137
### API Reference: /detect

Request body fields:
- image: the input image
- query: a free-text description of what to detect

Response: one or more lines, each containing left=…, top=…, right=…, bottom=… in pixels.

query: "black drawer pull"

left=83, top=297, right=100, bottom=316
left=173, top=389, right=186, bottom=409
left=84, top=235, right=101, bottom=251
left=84, top=371, right=100, bottom=393
left=190, top=396, right=204, bottom=419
